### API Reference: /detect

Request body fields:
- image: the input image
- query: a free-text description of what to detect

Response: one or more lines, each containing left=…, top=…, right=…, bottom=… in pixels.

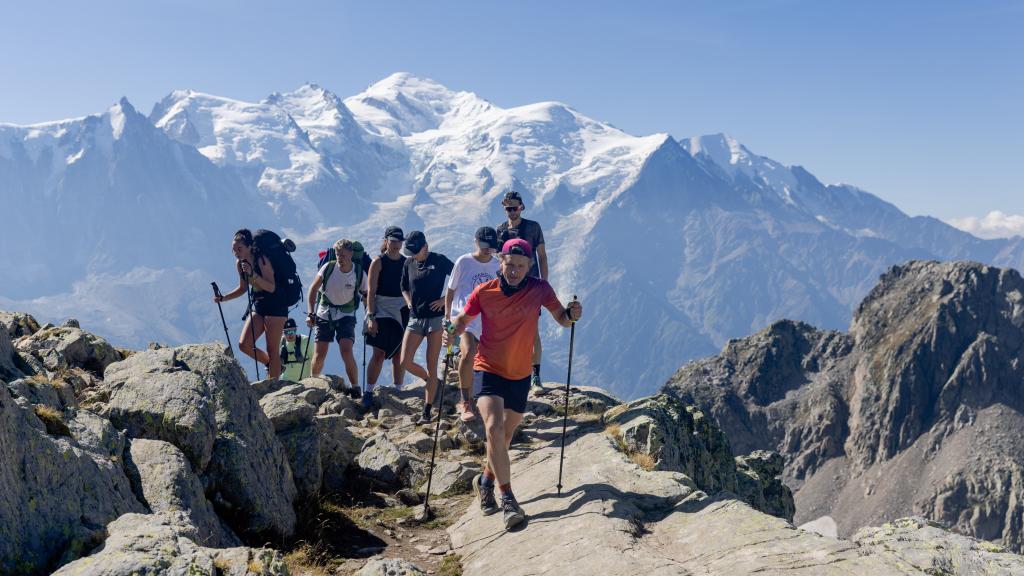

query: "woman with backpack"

left=213, top=228, right=290, bottom=380
left=400, top=230, right=455, bottom=424
left=363, top=226, right=419, bottom=410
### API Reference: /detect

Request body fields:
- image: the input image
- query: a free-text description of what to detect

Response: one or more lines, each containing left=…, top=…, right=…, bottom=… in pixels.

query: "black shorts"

left=477, top=371, right=531, bottom=414
left=316, top=315, right=356, bottom=343
left=254, top=297, right=289, bottom=318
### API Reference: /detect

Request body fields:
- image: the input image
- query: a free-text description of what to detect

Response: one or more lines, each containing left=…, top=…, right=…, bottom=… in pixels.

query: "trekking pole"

left=556, top=295, right=578, bottom=495
left=300, top=319, right=313, bottom=380
left=362, top=333, right=368, bottom=397
left=210, top=282, right=234, bottom=357
left=245, top=283, right=260, bottom=381
left=420, top=328, right=456, bottom=520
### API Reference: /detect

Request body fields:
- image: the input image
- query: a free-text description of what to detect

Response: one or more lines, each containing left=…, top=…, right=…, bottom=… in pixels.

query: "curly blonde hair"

left=333, top=239, right=355, bottom=254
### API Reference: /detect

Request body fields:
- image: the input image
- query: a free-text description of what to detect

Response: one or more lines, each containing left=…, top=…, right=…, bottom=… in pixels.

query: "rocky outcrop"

left=665, top=260, right=1024, bottom=551
left=124, top=439, right=240, bottom=548
left=101, top=344, right=297, bottom=543
left=448, top=402, right=1024, bottom=575
left=51, top=513, right=287, bottom=576
left=604, top=394, right=794, bottom=520
left=0, top=384, right=144, bottom=575
left=16, top=324, right=121, bottom=376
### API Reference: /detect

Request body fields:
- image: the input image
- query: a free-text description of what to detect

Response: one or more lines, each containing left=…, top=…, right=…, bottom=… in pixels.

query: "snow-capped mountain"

left=3, top=74, right=1023, bottom=399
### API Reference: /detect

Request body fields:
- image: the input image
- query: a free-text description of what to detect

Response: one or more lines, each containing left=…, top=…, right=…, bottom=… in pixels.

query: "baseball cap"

left=475, top=226, right=498, bottom=250
left=284, top=318, right=297, bottom=330
left=501, top=238, right=532, bottom=258
left=502, top=190, right=524, bottom=205
left=403, top=230, right=427, bottom=256
left=384, top=226, right=405, bottom=242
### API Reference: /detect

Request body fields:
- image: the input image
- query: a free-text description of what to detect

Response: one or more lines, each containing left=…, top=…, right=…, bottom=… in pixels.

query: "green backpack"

left=317, top=241, right=367, bottom=313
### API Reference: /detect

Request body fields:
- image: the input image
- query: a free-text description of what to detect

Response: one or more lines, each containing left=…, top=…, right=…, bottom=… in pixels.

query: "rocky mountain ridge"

left=666, top=259, right=1024, bottom=552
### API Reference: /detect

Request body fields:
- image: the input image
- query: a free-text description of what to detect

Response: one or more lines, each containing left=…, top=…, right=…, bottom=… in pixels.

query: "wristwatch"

left=366, top=312, right=376, bottom=320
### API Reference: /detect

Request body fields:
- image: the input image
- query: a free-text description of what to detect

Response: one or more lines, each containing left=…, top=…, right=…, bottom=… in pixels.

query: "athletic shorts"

left=316, top=315, right=355, bottom=343
left=254, top=297, right=289, bottom=318
left=476, top=371, right=531, bottom=414
left=406, top=315, right=443, bottom=336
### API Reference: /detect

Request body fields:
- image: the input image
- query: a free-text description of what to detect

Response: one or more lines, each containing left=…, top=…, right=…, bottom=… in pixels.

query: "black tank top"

left=376, top=253, right=406, bottom=297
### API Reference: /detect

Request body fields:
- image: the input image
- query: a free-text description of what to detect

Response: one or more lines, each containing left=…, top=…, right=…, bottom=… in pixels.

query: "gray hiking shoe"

left=530, top=373, right=547, bottom=396
left=501, top=494, right=525, bottom=529
left=473, top=474, right=499, bottom=516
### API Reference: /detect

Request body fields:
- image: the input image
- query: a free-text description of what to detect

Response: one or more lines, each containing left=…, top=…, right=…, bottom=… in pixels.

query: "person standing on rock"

left=445, top=238, right=582, bottom=530
left=400, top=230, right=455, bottom=424
left=213, top=228, right=288, bottom=380
left=305, top=238, right=366, bottom=397
left=279, top=318, right=311, bottom=381
left=363, top=226, right=420, bottom=411
left=496, top=190, right=549, bottom=396
left=444, top=226, right=501, bottom=423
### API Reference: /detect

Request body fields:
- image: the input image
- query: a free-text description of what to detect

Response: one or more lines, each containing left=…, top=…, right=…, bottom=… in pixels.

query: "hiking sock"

left=499, top=483, right=513, bottom=497
left=481, top=470, right=496, bottom=488
left=422, top=403, right=432, bottom=420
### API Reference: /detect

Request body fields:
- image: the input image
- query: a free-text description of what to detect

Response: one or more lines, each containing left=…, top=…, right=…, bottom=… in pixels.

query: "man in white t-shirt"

left=305, top=239, right=367, bottom=396
left=445, top=226, right=501, bottom=422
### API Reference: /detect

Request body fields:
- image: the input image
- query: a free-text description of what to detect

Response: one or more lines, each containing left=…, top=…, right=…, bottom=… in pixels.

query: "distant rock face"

left=665, top=260, right=1024, bottom=551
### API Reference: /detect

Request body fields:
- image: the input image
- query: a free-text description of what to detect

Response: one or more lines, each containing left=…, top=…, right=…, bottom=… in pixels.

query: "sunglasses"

left=504, top=205, right=522, bottom=212
left=284, top=330, right=297, bottom=335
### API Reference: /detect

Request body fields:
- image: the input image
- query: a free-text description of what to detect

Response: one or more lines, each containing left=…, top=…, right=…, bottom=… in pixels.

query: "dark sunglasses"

left=504, top=205, right=522, bottom=212
left=284, top=329, right=297, bottom=335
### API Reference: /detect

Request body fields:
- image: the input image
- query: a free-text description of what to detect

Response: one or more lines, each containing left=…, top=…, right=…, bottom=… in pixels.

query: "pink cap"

left=501, top=238, right=533, bottom=258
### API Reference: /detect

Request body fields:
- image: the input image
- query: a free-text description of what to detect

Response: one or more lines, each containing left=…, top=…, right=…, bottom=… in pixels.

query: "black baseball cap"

left=284, top=318, right=297, bottom=330
left=403, top=230, right=426, bottom=256
left=502, top=190, right=524, bottom=205
left=475, top=226, right=498, bottom=250
left=384, top=226, right=405, bottom=242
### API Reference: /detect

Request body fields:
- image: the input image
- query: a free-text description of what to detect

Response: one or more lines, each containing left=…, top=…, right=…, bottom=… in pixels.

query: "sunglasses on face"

left=285, top=330, right=297, bottom=335
left=504, top=205, right=522, bottom=212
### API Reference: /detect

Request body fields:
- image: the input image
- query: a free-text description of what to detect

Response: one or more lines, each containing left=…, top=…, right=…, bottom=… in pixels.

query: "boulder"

left=277, top=424, right=322, bottom=503
left=356, top=558, right=428, bottom=576
left=259, top=386, right=318, bottom=432
left=124, top=439, right=240, bottom=548
left=0, top=385, right=144, bottom=575
left=51, top=512, right=287, bottom=576
left=419, top=460, right=481, bottom=497
left=105, top=344, right=297, bottom=543
left=103, top=348, right=217, bottom=471
left=175, top=344, right=297, bottom=543
left=0, top=310, right=41, bottom=339
left=6, top=376, right=66, bottom=410
left=398, top=430, right=436, bottom=452
left=357, top=433, right=411, bottom=488
left=16, top=325, right=121, bottom=376
left=316, top=415, right=362, bottom=494
left=0, top=323, right=25, bottom=381
left=67, top=408, right=127, bottom=459
left=735, top=450, right=795, bottom=521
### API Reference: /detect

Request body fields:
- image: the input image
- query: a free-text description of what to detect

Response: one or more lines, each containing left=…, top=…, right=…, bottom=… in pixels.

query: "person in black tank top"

left=363, top=227, right=421, bottom=409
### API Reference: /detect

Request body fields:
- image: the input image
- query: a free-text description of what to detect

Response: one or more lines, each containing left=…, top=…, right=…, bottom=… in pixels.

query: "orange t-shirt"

left=464, top=277, right=561, bottom=380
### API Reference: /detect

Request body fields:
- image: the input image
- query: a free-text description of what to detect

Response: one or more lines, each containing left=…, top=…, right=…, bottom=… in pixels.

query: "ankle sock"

left=481, top=470, right=496, bottom=487
left=499, top=483, right=513, bottom=497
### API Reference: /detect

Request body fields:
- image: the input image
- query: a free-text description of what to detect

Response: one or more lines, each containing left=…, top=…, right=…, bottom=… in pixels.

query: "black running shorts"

left=476, top=371, right=531, bottom=414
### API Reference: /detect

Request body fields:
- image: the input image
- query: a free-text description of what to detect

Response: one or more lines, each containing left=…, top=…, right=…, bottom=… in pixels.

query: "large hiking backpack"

left=252, top=229, right=303, bottom=308
left=317, top=241, right=369, bottom=313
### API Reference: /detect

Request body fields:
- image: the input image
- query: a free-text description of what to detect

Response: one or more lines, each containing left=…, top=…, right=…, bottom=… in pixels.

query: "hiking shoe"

left=360, top=390, right=374, bottom=411
left=530, top=374, right=548, bottom=396
left=414, top=409, right=433, bottom=425
left=501, top=494, right=525, bottom=529
left=457, top=401, right=477, bottom=422
left=473, top=474, right=499, bottom=516
left=350, top=387, right=362, bottom=400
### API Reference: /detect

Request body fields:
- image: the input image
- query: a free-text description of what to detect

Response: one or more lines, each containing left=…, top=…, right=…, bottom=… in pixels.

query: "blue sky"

left=2, top=0, right=1021, bottom=226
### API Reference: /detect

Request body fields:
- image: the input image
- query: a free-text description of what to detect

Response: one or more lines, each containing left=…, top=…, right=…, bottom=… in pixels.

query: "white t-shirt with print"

left=316, top=262, right=367, bottom=320
left=447, top=253, right=499, bottom=336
